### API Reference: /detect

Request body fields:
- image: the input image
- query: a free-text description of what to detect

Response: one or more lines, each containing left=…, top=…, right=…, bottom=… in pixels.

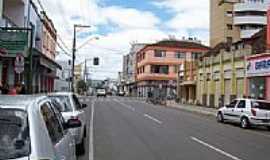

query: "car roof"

left=49, top=92, right=74, bottom=96
left=0, top=95, right=48, bottom=110
left=235, top=98, right=270, bottom=103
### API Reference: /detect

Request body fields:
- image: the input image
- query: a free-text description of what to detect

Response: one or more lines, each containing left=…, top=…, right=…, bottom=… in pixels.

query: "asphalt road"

left=79, top=96, right=270, bottom=160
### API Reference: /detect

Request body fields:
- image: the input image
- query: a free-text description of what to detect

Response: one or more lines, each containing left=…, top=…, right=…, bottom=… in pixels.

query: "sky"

left=33, top=0, right=209, bottom=80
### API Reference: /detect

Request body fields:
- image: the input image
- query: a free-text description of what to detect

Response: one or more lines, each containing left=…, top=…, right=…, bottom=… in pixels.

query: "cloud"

left=101, top=6, right=161, bottom=29
left=36, top=0, right=210, bottom=79
left=152, top=0, right=209, bottom=44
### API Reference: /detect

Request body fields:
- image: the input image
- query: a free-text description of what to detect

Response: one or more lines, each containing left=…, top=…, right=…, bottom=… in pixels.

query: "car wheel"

left=240, top=117, right=250, bottom=129
left=76, top=138, right=85, bottom=155
left=217, top=112, right=224, bottom=123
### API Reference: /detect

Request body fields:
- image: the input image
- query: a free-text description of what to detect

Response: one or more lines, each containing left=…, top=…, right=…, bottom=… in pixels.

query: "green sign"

left=0, top=30, right=29, bottom=56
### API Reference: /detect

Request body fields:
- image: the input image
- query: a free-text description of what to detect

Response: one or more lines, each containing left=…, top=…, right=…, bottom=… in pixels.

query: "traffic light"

left=93, top=57, right=99, bottom=66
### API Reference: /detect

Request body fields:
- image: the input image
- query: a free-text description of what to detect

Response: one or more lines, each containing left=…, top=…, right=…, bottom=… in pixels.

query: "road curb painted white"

left=89, top=99, right=95, bottom=160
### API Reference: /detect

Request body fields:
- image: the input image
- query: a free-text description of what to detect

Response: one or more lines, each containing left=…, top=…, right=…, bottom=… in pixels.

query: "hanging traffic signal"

left=93, top=57, right=99, bottom=66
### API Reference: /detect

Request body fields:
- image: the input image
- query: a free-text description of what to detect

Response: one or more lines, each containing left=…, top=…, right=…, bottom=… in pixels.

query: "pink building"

left=136, top=40, right=209, bottom=98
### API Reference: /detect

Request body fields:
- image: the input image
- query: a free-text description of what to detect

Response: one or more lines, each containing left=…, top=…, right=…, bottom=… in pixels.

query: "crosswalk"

left=79, top=96, right=147, bottom=104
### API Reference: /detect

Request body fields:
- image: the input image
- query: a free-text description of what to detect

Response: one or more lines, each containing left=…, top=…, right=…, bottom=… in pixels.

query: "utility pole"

left=84, top=59, right=87, bottom=82
left=71, top=24, right=90, bottom=92
left=176, top=64, right=180, bottom=103
left=71, top=26, right=76, bottom=92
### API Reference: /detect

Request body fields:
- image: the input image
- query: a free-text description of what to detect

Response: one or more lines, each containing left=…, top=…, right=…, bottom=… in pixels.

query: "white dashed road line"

left=144, top=114, right=163, bottom=125
left=190, top=136, right=243, bottom=160
left=114, top=99, right=135, bottom=111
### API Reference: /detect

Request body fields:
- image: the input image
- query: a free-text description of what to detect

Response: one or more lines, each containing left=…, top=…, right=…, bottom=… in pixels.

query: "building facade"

left=122, top=43, right=146, bottom=96
left=136, top=40, right=209, bottom=98
left=210, top=0, right=269, bottom=47
left=197, top=26, right=266, bottom=108
left=54, top=60, right=71, bottom=92
left=0, top=0, right=60, bottom=93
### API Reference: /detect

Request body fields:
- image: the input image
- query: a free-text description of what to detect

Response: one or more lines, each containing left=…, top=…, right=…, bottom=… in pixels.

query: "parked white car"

left=217, top=98, right=270, bottom=130
left=0, top=95, right=78, bottom=160
left=49, top=92, right=87, bottom=155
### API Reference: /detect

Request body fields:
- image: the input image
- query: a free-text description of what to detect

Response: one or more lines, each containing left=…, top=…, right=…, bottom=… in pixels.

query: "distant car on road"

left=0, top=96, right=78, bottom=160
left=97, top=88, right=107, bottom=97
left=217, top=98, right=270, bottom=130
left=118, top=91, right=125, bottom=96
left=49, top=92, right=88, bottom=155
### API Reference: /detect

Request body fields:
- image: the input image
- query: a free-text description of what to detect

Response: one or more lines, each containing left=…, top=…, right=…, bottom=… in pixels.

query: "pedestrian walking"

left=2, top=83, right=9, bottom=94
left=0, top=81, right=9, bottom=94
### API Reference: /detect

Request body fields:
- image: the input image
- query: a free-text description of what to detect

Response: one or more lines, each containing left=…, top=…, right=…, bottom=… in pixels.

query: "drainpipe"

left=27, top=26, right=33, bottom=94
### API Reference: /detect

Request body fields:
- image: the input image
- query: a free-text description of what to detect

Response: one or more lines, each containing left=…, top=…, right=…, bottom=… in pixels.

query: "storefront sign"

left=247, top=56, right=270, bottom=77
left=0, top=30, right=29, bottom=56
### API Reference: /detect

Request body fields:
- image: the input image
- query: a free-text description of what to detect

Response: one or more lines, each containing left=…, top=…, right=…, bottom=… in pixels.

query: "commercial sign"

left=247, top=56, right=270, bottom=77
left=0, top=30, right=29, bottom=56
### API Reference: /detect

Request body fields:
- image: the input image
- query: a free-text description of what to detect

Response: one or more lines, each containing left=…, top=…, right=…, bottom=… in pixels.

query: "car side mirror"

left=66, top=119, right=82, bottom=129
left=82, top=103, right=87, bottom=108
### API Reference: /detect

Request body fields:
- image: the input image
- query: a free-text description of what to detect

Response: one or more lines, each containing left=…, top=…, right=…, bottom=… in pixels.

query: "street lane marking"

left=89, top=99, right=96, bottom=160
left=190, top=137, right=243, bottom=160
left=114, top=100, right=135, bottom=111
left=144, top=114, right=163, bottom=125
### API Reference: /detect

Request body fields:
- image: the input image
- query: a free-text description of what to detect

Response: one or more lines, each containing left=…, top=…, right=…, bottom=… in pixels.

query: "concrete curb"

left=167, top=103, right=217, bottom=117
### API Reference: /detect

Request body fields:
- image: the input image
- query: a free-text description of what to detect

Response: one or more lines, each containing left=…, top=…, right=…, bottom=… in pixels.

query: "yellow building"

left=197, top=42, right=249, bottom=107
left=197, top=28, right=266, bottom=107
left=210, top=0, right=239, bottom=47
left=74, top=64, right=82, bottom=81
left=210, top=0, right=268, bottom=47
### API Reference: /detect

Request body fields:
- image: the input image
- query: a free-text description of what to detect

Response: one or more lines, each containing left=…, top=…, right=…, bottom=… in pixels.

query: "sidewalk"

left=166, top=101, right=217, bottom=117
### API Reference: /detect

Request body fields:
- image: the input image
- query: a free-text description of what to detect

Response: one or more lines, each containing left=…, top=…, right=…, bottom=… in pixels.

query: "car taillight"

left=251, top=108, right=257, bottom=116
left=71, top=115, right=79, bottom=119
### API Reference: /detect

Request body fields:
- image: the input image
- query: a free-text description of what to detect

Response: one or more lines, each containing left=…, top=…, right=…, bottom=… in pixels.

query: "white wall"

left=3, top=0, right=26, bottom=27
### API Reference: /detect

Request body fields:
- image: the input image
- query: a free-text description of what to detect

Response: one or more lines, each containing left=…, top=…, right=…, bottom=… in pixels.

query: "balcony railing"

left=234, top=16, right=266, bottom=25
left=234, top=2, right=267, bottom=12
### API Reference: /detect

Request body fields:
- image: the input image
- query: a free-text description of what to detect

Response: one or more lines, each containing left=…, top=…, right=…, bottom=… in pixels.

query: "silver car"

left=217, top=98, right=270, bottom=129
left=0, top=95, right=78, bottom=160
left=49, top=92, right=87, bottom=154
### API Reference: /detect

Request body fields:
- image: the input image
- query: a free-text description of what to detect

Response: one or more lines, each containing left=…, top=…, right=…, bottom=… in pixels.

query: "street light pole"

left=71, top=24, right=91, bottom=92
left=71, top=26, right=76, bottom=92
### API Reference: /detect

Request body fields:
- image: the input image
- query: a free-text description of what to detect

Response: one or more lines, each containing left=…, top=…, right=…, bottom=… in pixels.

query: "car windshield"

left=0, top=108, right=30, bottom=160
left=50, top=96, right=73, bottom=112
left=97, top=89, right=105, bottom=93
left=252, top=101, right=270, bottom=111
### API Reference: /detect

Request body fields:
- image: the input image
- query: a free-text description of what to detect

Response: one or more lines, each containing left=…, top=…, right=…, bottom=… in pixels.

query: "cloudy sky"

left=33, top=0, right=209, bottom=80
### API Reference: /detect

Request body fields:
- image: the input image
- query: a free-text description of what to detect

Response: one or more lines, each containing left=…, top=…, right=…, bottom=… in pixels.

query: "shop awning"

left=33, top=48, right=62, bottom=70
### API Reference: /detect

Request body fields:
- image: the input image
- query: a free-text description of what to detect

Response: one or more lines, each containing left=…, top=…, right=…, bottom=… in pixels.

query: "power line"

left=58, top=35, right=71, bottom=52
left=36, top=0, right=46, bottom=12
left=35, top=0, right=72, bottom=57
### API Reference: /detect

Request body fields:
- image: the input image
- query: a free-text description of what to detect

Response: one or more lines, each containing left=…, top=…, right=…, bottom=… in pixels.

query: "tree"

left=77, top=80, right=87, bottom=93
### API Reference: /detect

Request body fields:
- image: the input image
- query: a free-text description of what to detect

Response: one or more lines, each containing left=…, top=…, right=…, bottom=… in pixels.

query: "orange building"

left=136, top=40, right=209, bottom=98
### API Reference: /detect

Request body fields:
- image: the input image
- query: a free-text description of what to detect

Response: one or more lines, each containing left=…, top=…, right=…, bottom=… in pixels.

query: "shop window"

left=249, top=77, right=265, bottom=99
